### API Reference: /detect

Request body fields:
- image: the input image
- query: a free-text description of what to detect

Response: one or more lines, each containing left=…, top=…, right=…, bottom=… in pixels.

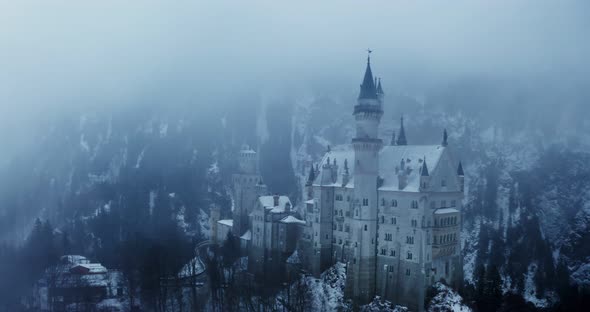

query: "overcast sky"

left=0, top=1, right=589, bottom=151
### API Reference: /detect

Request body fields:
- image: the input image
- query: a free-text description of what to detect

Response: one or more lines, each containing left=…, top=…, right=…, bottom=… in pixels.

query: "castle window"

left=451, top=200, right=456, bottom=207
left=353, top=258, right=357, bottom=264
left=381, top=198, right=385, bottom=206
left=441, top=179, right=447, bottom=187
left=364, top=224, right=368, bottom=231
left=338, top=223, right=342, bottom=231
left=411, top=219, right=417, bottom=227
left=407, top=252, right=413, bottom=260
left=325, top=234, right=329, bottom=239
left=333, top=224, right=337, bottom=231
left=381, top=216, right=385, bottom=224
left=381, top=249, right=386, bottom=255
left=339, top=239, right=342, bottom=244
left=390, top=250, right=395, bottom=257
left=334, top=209, right=337, bottom=215
left=362, top=198, right=369, bottom=206
left=384, top=233, right=392, bottom=241
left=411, top=200, right=418, bottom=209
left=392, top=199, right=398, bottom=207
left=388, top=265, right=394, bottom=272
left=406, top=236, right=414, bottom=244
left=356, top=210, right=359, bottom=216
left=406, top=269, right=411, bottom=276
left=441, top=200, right=447, bottom=208
left=345, top=225, right=350, bottom=232
left=336, top=194, right=343, bottom=201
left=430, top=201, right=436, bottom=209
left=340, top=210, right=343, bottom=216
left=347, top=196, right=351, bottom=202
left=392, top=217, right=396, bottom=225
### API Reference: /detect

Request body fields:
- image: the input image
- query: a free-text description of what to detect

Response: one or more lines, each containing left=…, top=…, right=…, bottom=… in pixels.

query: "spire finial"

left=396, top=115, right=408, bottom=145
left=358, top=50, right=378, bottom=100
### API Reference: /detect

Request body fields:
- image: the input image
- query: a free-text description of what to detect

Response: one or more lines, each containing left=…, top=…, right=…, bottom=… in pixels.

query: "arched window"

left=381, top=216, right=385, bottom=223
left=411, top=200, right=418, bottom=209
left=381, top=198, right=386, bottom=206
left=392, top=199, right=398, bottom=207
left=364, top=224, right=368, bottom=231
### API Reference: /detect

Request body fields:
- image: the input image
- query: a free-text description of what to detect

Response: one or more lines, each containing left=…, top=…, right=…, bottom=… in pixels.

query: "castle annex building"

left=219, top=55, right=464, bottom=311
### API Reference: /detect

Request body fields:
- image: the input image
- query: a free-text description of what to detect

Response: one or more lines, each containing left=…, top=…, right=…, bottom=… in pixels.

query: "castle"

left=215, top=55, right=464, bottom=311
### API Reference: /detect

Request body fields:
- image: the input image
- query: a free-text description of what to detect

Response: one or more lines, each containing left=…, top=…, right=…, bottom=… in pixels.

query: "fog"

left=1, top=1, right=589, bottom=156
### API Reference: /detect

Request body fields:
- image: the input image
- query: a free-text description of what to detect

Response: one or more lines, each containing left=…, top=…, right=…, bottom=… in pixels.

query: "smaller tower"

left=457, top=161, right=465, bottom=192
left=390, top=130, right=396, bottom=146
left=396, top=116, right=407, bottom=146
left=442, top=129, right=448, bottom=146
left=419, top=157, right=430, bottom=191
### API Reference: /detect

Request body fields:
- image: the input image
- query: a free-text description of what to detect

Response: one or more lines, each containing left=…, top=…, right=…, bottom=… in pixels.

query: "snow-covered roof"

left=258, top=195, right=292, bottom=213
left=287, top=250, right=301, bottom=264
left=217, top=219, right=233, bottom=227
left=60, top=255, right=89, bottom=265
left=280, top=215, right=306, bottom=225
left=240, top=230, right=252, bottom=240
left=313, top=144, right=447, bottom=192
left=434, top=208, right=460, bottom=214
left=178, top=257, right=205, bottom=278
left=305, top=199, right=315, bottom=204
left=73, top=263, right=107, bottom=274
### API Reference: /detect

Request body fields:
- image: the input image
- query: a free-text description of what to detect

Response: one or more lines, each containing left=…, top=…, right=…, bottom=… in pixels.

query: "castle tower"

left=346, top=52, right=383, bottom=304
left=232, top=146, right=266, bottom=237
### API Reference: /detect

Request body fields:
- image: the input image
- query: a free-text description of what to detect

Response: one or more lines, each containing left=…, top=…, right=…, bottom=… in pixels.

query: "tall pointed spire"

left=396, top=116, right=407, bottom=145
left=358, top=51, right=378, bottom=100
left=377, top=78, right=384, bottom=95
left=390, top=130, right=396, bottom=146
left=457, top=161, right=464, bottom=176
left=442, top=128, right=448, bottom=146
left=421, top=157, right=429, bottom=176
left=306, top=165, right=315, bottom=186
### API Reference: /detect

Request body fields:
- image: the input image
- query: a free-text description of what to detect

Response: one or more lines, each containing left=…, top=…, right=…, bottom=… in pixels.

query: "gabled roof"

left=258, top=195, right=292, bottom=213
left=217, top=219, right=233, bottom=227
left=280, top=215, right=306, bottom=225
left=240, top=230, right=252, bottom=241
left=313, top=144, right=448, bottom=192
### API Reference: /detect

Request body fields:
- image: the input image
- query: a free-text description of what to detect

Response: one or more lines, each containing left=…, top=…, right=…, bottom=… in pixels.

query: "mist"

left=1, top=1, right=589, bottom=144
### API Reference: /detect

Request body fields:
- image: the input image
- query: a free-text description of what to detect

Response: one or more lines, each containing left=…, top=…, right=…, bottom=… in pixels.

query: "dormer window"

left=411, top=200, right=418, bottom=209
left=391, top=199, right=398, bottom=207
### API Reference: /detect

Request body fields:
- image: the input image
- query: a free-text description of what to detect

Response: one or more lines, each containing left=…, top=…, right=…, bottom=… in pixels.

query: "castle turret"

left=457, top=161, right=465, bottom=192
left=346, top=52, right=383, bottom=304
left=419, top=157, right=430, bottom=191
left=396, top=116, right=407, bottom=145
left=232, top=146, right=266, bottom=237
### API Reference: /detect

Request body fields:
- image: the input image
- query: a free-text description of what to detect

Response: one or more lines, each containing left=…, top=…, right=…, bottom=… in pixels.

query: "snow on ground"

left=462, top=216, right=481, bottom=286
left=149, top=190, right=156, bottom=216
left=523, top=263, right=549, bottom=308
left=361, top=297, right=408, bottom=312
left=304, top=262, right=347, bottom=311
left=198, top=208, right=211, bottom=238
left=427, top=282, right=471, bottom=312
left=135, top=147, right=146, bottom=169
